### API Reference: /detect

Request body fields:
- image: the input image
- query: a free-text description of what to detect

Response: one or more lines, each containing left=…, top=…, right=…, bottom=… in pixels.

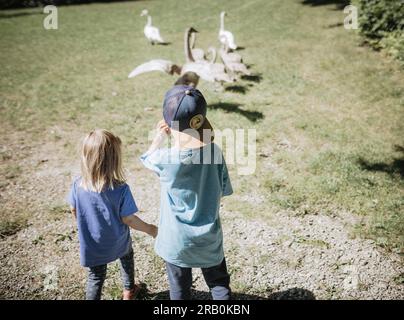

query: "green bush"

left=352, top=0, right=404, bottom=62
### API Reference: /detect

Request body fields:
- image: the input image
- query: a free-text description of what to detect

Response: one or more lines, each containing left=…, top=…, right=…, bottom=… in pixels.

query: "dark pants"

left=165, top=258, right=231, bottom=300
left=86, top=249, right=135, bottom=300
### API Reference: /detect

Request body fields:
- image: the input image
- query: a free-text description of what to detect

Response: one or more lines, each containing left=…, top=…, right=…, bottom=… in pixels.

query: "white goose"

left=218, top=11, right=237, bottom=50
left=128, top=28, right=234, bottom=85
left=140, top=9, right=165, bottom=45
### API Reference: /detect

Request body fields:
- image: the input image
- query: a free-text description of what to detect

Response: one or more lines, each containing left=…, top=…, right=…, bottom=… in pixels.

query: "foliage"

left=352, top=0, right=404, bottom=62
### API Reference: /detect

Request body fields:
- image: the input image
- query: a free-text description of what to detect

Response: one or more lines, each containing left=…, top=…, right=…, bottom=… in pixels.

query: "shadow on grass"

left=327, top=22, right=344, bottom=28
left=137, top=284, right=316, bottom=300
left=0, top=11, right=42, bottom=19
left=267, top=288, right=316, bottom=300
left=358, top=145, right=404, bottom=179
left=208, top=103, right=264, bottom=122
left=225, top=85, right=249, bottom=94
left=1, top=0, right=143, bottom=10
left=240, top=73, right=263, bottom=83
left=301, top=0, right=350, bottom=9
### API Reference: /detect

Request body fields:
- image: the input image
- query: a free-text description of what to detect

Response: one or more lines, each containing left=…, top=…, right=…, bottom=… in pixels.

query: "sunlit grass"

left=0, top=0, right=403, bottom=252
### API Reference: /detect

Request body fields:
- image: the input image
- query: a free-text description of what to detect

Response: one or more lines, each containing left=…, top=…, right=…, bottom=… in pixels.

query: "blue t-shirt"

left=67, top=179, right=138, bottom=267
left=140, top=143, right=233, bottom=268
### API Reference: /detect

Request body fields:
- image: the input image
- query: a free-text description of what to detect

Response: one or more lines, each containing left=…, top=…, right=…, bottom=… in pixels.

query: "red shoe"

left=123, top=284, right=141, bottom=300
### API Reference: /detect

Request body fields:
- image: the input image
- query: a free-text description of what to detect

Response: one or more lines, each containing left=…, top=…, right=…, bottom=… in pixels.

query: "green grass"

left=0, top=0, right=403, bottom=252
left=49, top=204, right=71, bottom=221
left=0, top=218, right=28, bottom=238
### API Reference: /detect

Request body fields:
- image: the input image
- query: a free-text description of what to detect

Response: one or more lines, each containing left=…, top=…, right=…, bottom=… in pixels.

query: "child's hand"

left=148, top=224, right=158, bottom=238
left=155, top=120, right=170, bottom=139
left=146, top=120, right=170, bottom=154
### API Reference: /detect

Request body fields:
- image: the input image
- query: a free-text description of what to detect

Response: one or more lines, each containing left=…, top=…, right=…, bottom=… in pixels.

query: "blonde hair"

left=80, top=129, right=125, bottom=192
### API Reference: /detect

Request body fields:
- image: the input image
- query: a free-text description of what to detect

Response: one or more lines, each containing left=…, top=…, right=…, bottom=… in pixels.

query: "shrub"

left=352, top=0, right=404, bottom=62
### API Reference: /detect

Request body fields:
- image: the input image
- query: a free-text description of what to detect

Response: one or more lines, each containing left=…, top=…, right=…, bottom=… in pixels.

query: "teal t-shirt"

left=140, top=143, right=233, bottom=268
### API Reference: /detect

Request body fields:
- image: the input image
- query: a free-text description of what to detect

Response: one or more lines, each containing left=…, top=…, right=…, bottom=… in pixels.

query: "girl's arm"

left=122, top=214, right=158, bottom=238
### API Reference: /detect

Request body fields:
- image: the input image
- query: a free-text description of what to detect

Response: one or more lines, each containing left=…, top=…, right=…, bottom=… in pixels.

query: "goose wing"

left=128, top=59, right=179, bottom=78
left=182, top=62, right=234, bottom=83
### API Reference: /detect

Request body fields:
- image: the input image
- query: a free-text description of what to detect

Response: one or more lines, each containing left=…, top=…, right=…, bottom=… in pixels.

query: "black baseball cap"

left=163, top=85, right=213, bottom=133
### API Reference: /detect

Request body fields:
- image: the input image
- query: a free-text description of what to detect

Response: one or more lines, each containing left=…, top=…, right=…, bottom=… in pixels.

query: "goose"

left=219, top=42, right=250, bottom=76
left=128, top=27, right=234, bottom=85
left=201, top=46, right=228, bottom=75
left=180, top=29, right=234, bottom=83
left=219, top=36, right=243, bottom=63
left=218, top=11, right=237, bottom=50
left=140, top=9, right=165, bottom=45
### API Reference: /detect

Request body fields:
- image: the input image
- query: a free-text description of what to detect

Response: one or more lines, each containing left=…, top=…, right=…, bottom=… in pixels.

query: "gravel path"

left=0, top=132, right=403, bottom=300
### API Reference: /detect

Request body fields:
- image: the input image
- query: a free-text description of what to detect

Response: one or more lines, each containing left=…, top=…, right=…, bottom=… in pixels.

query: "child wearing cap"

left=140, top=85, right=233, bottom=300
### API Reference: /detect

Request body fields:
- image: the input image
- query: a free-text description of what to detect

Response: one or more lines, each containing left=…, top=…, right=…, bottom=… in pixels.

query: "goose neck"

left=190, top=32, right=196, bottom=49
left=220, top=13, right=225, bottom=31
left=184, top=29, right=195, bottom=63
left=208, top=47, right=217, bottom=64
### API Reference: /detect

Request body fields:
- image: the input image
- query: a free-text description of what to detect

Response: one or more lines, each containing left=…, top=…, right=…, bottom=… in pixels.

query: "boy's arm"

left=70, top=206, right=77, bottom=219
left=146, top=120, right=170, bottom=155
left=122, top=214, right=158, bottom=238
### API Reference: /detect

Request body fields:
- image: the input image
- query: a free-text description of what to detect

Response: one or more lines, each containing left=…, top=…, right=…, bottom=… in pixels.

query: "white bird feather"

left=128, top=59, right=180, bottom=78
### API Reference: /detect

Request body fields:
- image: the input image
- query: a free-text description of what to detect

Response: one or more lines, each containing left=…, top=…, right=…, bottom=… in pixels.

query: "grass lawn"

left=0, top=0, right=403, bottom=258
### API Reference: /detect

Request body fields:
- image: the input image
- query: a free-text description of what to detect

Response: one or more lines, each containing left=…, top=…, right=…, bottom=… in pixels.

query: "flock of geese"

left=128, top=10, right=250, bottom=88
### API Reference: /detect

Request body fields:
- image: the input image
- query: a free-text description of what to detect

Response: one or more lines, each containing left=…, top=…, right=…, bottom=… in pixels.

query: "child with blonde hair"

left=68, top=129, right=157, bottom=300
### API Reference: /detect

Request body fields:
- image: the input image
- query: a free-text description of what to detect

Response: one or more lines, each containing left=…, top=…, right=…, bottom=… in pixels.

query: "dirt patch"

left=0, top=122, right=403, bottom=299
